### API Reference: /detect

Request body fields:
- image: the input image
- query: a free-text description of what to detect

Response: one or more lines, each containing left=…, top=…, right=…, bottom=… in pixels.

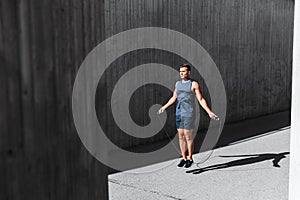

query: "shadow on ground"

left=186, top=152, right=289, bottom=174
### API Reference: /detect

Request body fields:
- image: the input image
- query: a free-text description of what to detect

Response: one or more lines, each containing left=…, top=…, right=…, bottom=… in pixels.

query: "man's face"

left=179, top=67, right=190, bottom=79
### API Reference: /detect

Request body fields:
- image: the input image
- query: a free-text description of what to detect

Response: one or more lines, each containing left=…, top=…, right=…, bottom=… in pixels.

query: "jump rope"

left=157, top=112, right=288, bottom=172
left=157, top=111, right=222, bottom=167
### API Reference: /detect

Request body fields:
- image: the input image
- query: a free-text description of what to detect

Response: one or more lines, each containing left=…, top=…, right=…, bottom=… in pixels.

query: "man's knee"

left=185, top=135, right=193, bottom=141
left=178, top=133, right=185, bottom=140
left=184, top=130, right=193, bottom=141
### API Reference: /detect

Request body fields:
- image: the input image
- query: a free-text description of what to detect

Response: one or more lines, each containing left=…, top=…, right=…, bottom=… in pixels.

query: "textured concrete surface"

left=109, top=127, right=290, bottom=200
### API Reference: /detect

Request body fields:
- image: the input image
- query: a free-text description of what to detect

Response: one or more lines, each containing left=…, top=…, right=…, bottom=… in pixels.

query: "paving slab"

left=109, top=127, right=290, bottom=200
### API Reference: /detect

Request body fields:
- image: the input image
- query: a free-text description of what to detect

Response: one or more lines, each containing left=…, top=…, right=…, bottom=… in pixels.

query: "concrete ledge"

left=109, top=127, right=290, bottom=200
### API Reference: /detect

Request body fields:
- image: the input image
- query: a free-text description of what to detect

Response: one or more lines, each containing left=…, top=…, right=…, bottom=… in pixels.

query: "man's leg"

left=184, top=129, right=194, bottom=160
left=178, top=128, right=187, bottom=159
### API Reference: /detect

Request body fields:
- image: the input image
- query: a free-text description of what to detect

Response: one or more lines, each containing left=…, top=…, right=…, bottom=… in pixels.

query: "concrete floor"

left=109, top=127, right=290, bottom=200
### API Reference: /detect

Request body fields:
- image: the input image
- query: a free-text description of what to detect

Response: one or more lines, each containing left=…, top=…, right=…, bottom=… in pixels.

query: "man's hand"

left=209, top=112, right=219, bottom=120
left=158, top=107, right=165, bottom=114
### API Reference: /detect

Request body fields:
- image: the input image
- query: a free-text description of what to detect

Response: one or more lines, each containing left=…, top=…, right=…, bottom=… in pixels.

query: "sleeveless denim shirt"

left=175, top=80, right=195, bottom=117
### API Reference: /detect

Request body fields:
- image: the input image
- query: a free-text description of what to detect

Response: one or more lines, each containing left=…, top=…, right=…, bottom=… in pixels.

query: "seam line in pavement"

left=109, top=179, right=184, bottom=200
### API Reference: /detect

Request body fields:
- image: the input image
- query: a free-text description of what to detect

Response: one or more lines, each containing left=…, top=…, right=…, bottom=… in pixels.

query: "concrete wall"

left=102, top=0, right=293, bottom=148
left=0, top=0, right=294, bottom=199
left=1, top=1, right=109, bottom=199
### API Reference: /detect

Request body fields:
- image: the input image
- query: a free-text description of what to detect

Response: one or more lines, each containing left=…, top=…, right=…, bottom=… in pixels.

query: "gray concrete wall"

left=1, top=1, right=109, bottom=199
left=102, top=0, right=293, bottom=149
left=0, top=0, right=294, bottom=199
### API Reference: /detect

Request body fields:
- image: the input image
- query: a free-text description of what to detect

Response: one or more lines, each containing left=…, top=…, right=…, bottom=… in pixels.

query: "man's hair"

left=179, top=64, right=191, bottom=71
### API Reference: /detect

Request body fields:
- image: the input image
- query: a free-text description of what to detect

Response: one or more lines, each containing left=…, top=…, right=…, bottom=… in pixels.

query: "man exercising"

left=158, top=64, right=218, bottom=168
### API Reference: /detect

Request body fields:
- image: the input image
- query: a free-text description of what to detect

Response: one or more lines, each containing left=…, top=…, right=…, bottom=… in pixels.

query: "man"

left=158, top=64, right=218, bottom=168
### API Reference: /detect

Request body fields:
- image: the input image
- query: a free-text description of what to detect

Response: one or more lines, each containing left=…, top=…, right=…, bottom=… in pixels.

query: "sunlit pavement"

left=109, top=127, right=290, bottom=200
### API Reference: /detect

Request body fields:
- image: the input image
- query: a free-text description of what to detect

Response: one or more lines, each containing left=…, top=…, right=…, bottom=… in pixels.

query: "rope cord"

left=157, top=113, right=222, bottom=165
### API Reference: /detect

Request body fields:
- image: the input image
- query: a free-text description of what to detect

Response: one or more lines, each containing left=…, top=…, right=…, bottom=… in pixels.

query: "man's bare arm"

left=158, top=83, right=177, bottom=114
left=193, top=82, right=218, bottom=120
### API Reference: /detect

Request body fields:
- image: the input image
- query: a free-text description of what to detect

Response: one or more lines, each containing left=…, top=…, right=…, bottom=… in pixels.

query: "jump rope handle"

left=213, top=116, right=220, bottom=121
left=157, top=109, right=164, bottom=115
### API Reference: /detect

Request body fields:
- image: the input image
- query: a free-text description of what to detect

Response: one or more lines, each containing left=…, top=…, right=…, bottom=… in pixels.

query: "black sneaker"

left=177, top=159, right=186, bottom=167
left=184, top=159, right=193, bottom=168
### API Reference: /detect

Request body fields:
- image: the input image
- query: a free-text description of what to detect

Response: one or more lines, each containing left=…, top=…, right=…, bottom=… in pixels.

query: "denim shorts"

left=176, top=115, right=194, bottom=130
